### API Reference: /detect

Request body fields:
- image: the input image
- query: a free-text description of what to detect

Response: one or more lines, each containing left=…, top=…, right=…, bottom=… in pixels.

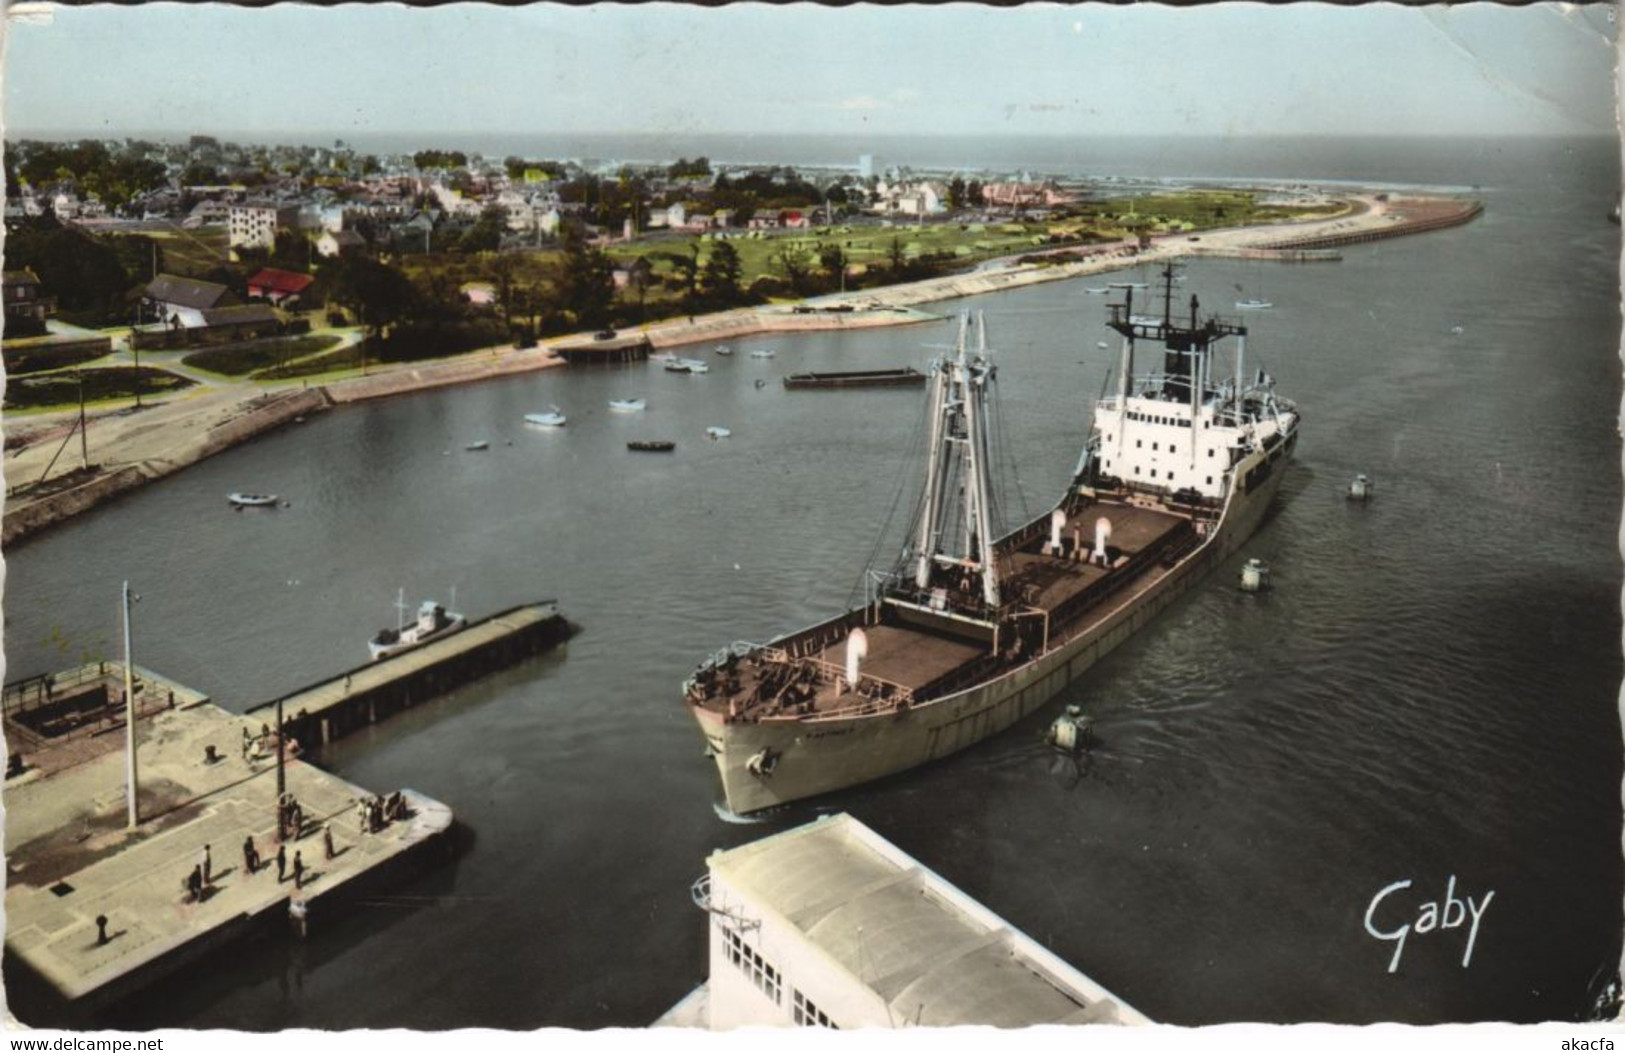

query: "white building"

left=228, top=204, right=298, bottom=250
left=658, top=814, right=1149, bottom=1030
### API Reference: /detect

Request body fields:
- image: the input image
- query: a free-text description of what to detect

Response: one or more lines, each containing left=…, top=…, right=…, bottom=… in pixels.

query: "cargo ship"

left=685, top=264, right=1299, bottom=814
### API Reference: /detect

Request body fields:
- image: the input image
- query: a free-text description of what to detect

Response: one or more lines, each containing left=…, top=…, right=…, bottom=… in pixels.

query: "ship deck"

left=690, top=498, right=1190, bottom=723
left=812, top=626, right=982, bottom=697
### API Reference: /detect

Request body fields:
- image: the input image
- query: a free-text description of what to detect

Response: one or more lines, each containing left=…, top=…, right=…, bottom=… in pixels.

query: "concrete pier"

left=3, top=677, right=453, bottom=1016
left=249, top=601, right=571, bottom=749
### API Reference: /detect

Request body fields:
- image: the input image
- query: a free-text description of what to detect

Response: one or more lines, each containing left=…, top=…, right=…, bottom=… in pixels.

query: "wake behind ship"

left=685, top=265, right=1300, bottom=815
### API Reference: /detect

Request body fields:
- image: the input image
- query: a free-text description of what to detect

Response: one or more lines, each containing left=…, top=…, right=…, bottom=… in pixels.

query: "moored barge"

left=782, top=367, right=926, bottom=390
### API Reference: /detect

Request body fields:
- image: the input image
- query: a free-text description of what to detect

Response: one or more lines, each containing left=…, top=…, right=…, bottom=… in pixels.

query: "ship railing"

left=757, top=657, right=916, bottom=721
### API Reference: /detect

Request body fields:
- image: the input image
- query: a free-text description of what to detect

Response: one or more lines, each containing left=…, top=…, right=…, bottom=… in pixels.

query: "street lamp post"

left=121, top=582, right=140, bottom=829
left=275, top=692, right=286, bottom=842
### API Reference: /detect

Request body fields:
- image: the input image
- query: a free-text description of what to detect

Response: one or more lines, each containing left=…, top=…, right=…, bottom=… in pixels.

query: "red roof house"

left=246, top=267, right=315, bottom=307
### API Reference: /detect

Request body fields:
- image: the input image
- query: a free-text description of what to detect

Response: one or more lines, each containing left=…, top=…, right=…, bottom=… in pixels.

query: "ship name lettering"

left=1363, top=875, right=1493, bottom=974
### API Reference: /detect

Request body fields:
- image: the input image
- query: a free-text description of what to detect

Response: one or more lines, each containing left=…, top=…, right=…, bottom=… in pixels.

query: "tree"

left=331, top=257, right=419, bottom=341
left=887, top=235, right=906, bottom=273
left=966, top=181, right=984, bottom=208
left=486, top=253, right=519, bottom=329
left=657, top=240, right=702, bottom=313
left=700, top=241, right=744, bottom=305
left=817, top=242, right=847, bottom=279
left=772, top=245, right=810, bottom=294
left=460, top=204, right=508, bottom=254
left=557, top=229, right=616, bottom=328
left=626, top=256, right=654, bottom=325
left=948, top=177, right=967, bottom=211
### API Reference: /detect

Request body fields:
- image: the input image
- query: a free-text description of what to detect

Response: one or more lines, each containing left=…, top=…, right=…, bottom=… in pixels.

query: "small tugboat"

left=369, top=590, right=467, bottom=661
left=609, top=398, right=647, bottom=412
left=228, top=492, right=279, bottom=508
left=685, top=263, right=1300, bottom=815
left=628, top=440, right=676, bottom=453
left=525, top=407, right=567, bottom=426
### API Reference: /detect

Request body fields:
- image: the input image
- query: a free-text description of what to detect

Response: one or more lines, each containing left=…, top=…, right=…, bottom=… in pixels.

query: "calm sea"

left=4, top=135, right=1620, bottom=1027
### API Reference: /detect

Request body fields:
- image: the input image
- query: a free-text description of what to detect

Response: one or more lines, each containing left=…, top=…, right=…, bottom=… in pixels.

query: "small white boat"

left=715, top=345, right=734, bottom=356
left=749, top=349, right=776, bottom=359
left=1084, top=287, right=1110, bottom=294
left=525, top=406, right=567, bottom=427
left=1235, top=299, right=1273, bottom=310
left=682, top=358, right=710, bottom=374
left=369, top=590, right=467, bottom=661
left=609, top=398, right=647, bottom=412
left=228, top=492, right=279, bottom=508
left=1096, top=341, right=1110, bottom=349
left=465, top=440, right=490, bottom=451
left=706, top=426, right=732, bottom=440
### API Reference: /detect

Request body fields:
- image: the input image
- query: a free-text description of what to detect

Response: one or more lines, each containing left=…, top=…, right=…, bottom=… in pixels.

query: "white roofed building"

left=658, top=813, right=1148, bottom=1029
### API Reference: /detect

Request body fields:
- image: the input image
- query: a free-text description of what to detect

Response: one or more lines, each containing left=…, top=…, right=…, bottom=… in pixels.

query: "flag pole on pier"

left=121, top=581, right=140, bottom=829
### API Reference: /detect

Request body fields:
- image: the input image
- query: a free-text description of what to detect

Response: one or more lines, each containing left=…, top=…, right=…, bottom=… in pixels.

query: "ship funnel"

left=1093, top=517, right=1113, bottom=565
left=845, top=628, right=869, bottom=692
left=1049, top=510, right=1067, bottom=551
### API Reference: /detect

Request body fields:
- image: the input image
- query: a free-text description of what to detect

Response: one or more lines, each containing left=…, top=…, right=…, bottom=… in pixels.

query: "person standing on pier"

left=292, top=850, right=305, bottom=890
left=200, top=844, right=212, bottom=885
left=277, top=843, right=287, bottom=883
left=322, top=823, right=335, bottom=860
left=243, top=834, right=259, bottom=875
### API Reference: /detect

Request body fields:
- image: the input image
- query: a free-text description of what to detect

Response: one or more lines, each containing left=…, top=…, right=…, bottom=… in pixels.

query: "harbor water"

left=4, top=136, right=1620, bottom=1026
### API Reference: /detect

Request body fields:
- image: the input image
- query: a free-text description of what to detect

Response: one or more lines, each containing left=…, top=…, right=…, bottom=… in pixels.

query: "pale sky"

left=2, top=2, right=1617, bottom=142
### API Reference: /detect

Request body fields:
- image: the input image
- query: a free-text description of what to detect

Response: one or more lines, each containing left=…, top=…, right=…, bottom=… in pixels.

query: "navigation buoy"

left=1047, top=705, right=1093, bottom=753
left=1239, top=557, right=1271, bottom=593
left=1348, top=473, right=1372, bottom=501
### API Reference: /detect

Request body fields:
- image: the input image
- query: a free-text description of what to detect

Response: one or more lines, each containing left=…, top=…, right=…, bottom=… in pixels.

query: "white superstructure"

left=659, top=813, right=1149, bottom=1029
left=1087, top=263, right=1297, bottom=503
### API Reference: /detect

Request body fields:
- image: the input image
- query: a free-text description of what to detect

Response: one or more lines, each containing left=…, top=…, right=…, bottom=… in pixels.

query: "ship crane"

left=909, top=313, right=1002, bottom=611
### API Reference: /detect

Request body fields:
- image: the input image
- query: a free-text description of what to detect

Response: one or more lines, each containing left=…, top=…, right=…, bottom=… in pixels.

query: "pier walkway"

left=248, top=601, right=568, bottom=747
left=5, top=691, right=451, bottom=1012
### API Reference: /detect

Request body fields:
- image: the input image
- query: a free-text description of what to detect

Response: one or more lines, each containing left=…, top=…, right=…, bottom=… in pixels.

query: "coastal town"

left=3, top=135, right=1479, bottom=546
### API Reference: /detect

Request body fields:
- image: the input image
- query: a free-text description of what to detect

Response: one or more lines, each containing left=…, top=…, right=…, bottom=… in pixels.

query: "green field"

left=2, top=339, right=114, bottom=376
left=4, top=367, right=194, bottom=410
left=142, top=225, right=233, bottom=276
left=181, top=335, right=342, bottom=377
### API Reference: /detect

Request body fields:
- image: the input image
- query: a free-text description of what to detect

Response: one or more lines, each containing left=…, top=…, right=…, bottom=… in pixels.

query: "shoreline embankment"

left=1, top=193, right=1480, bottom=545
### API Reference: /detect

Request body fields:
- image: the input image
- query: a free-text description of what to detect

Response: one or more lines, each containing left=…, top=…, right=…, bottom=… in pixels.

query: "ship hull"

left=692, top=440, right=1295, bottom=815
